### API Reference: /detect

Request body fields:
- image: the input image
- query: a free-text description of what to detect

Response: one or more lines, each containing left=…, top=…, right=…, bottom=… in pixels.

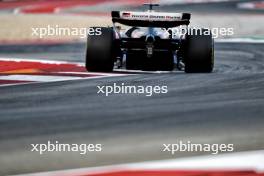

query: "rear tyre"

left=86, top=27, right=115, bottom=72
left=184, top=28, right=214, bottom=73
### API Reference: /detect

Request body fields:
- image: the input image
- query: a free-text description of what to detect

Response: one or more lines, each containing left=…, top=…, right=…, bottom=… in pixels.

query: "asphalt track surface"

left=0, top=42, right=264, bottom=175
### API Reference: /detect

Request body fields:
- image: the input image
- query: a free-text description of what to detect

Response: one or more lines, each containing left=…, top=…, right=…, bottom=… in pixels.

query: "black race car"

left=85, top=4, right=214, bottom=73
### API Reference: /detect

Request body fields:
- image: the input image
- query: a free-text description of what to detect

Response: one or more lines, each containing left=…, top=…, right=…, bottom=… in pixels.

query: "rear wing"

left=112, top=11, right=191, bottom=28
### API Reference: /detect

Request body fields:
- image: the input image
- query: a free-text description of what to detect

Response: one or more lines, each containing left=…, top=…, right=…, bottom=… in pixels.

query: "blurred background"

left=0, top=0, right=264, bottom=175
left=0, top=0, right=263, bottom=42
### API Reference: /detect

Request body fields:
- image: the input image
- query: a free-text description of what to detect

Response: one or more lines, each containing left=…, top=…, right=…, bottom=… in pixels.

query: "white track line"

left=0, top=75, right=82, bottom=82
left=58, top=71, right=127, bottom=76
left=216, top=38, right=264, bottom=43
left=0, top=58, right=129, bottom=87
left=0, top=75, right=126, bottom=88
left=0, top=57, right=84, bottom=66
left=13, top=150, right=264, bottom=176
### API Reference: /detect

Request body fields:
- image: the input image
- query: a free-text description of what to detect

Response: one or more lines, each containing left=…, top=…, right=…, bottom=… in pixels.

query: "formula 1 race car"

left=85, top=4, right=214, bottom=73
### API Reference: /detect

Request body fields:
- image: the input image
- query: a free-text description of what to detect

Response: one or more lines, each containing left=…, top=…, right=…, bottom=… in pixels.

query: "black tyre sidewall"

left=86, top=27, right=115, bottom=72
left=184, top=28, right=214, bottom=73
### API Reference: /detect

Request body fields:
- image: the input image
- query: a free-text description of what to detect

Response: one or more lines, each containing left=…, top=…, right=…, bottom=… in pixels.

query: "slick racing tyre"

left=86, top=27, right=115, bottom=72
left=184, top=28, right=214, bottom=73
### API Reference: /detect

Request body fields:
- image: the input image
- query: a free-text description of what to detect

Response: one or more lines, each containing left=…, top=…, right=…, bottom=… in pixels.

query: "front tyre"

left=85, top=27, right=115, bottom=72
left=184, top=28, right=214, bottom=73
